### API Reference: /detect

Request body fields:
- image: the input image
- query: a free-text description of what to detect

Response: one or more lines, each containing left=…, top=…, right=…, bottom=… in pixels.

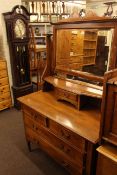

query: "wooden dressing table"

left=18, top=17, right=117, bottom=175
left=19, top=91, right=100, bottom=175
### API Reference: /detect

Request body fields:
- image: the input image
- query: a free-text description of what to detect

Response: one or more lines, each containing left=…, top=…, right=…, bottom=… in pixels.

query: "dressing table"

left=18, top=17, right=117, bottom=175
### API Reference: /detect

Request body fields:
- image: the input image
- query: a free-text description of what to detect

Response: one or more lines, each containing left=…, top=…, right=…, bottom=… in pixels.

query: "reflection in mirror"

left=56, top=29, right=114, bottom=78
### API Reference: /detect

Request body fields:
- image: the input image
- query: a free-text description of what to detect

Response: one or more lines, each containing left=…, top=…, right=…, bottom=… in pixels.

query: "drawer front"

left=0, top=61, right=6, bottom=70
left=49, top=120, right=86, bottom=152
left=24, top=115, right=84, bottom=166
left=55, top=88, right=77, bottom=102
left=25, top=127, right=84, bottom=175
left=38, top=125, right=85, bottom=166
left=23, top=110, right=46, bottom=127
left=0, top=70, right=7, bottom=79
left=0, top=85, right=10, bottom=95
left=0, top=92, right=11, bottom=102
left=0, top=99, right=12, bottom=111
left=0, top=77, right=9, bottom=86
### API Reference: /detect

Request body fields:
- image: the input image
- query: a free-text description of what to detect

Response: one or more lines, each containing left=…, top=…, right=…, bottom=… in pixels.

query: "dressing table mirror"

left=44, top=17, right=117, bottom=110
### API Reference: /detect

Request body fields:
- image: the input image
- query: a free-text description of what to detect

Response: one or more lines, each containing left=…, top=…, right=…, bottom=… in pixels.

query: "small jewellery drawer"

left=49, top=120, right=86, bottom=152
left=0, top=70, right=7, bottom=79
left=23, top=105, right=46, bottom=127
left=55, top=88, right=77, bottom=102
left=0, top=77, right=9, bottom=86
left=25, top=127, right=84, bottom=175
left=0, top=85, right=10, bottom=94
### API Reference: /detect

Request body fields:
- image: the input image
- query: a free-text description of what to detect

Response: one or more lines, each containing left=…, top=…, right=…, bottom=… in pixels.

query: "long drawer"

left=49, top=119, right=86, bottom=152
left=23, top=106, right=86, bottom=152
left=23, top=114, right=85, bottom=167
left=25, top=127, right=84, bottom=175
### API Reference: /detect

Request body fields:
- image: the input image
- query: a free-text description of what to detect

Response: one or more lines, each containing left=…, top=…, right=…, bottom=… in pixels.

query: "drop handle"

left=32, top=124, right=38, bottom=131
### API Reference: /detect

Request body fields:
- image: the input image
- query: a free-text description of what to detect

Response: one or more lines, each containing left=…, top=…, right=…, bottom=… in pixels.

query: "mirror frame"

left=51, top=17, right=117, bottom=83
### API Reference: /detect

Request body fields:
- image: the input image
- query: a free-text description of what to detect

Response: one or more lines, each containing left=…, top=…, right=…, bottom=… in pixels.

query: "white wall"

left=0, top=0, right=21, bottom=95
left=87, top=1, right=117, bottom=17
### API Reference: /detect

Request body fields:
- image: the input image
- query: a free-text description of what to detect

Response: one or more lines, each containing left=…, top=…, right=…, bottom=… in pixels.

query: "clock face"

left=14, top=19, right=26, bottom=38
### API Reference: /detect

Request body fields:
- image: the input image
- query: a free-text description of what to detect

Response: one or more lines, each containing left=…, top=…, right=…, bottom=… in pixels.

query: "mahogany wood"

left=3, top=6, right=33, bottom=109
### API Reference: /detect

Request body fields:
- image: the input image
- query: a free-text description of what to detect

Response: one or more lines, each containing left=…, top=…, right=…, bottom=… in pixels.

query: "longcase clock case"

left=3, top=5, right=33, bottom=109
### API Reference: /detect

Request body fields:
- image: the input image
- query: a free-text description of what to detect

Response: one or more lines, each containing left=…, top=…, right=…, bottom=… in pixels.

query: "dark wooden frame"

left=3, top=5, right=33, bottom=109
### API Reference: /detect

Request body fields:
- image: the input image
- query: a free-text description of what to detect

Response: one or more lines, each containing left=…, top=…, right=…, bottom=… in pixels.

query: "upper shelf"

left=44, top=76, right=103, bottom=99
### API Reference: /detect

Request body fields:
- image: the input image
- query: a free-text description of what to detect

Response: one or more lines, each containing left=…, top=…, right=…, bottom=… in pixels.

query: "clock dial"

left=14, top=19, right=26, bottom=38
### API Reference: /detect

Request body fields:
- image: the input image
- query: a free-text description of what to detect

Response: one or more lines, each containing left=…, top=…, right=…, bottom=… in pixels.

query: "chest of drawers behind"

left=0, top=60, right=12, bottom=110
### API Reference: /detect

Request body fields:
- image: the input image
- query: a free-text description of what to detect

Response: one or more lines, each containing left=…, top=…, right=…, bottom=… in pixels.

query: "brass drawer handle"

left=34, top=114, right=38, bottom=119
left=32, top=124, right=38, bottom=131
left=61, top=130, right=71, bottom=140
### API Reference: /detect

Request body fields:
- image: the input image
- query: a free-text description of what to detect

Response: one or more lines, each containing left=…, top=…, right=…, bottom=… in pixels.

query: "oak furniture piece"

left=96, top=69, right=117, bottom=175
left=44, top=76, right=102, bottom=110
left=18, top=17, right=117, bottom=175
left=0, top=59, right=12, bottom=110
left=18, top=91, right=100, bottom=175
left=3, top=5, right=33, bottom=109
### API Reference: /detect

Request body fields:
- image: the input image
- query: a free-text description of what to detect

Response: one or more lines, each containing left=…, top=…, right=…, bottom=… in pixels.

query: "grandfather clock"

left=3, top=5, right=33, bottom=109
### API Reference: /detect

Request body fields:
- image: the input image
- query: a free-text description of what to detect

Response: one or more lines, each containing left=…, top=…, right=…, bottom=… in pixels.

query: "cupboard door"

left=102, top=85, right=117, bottom=145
